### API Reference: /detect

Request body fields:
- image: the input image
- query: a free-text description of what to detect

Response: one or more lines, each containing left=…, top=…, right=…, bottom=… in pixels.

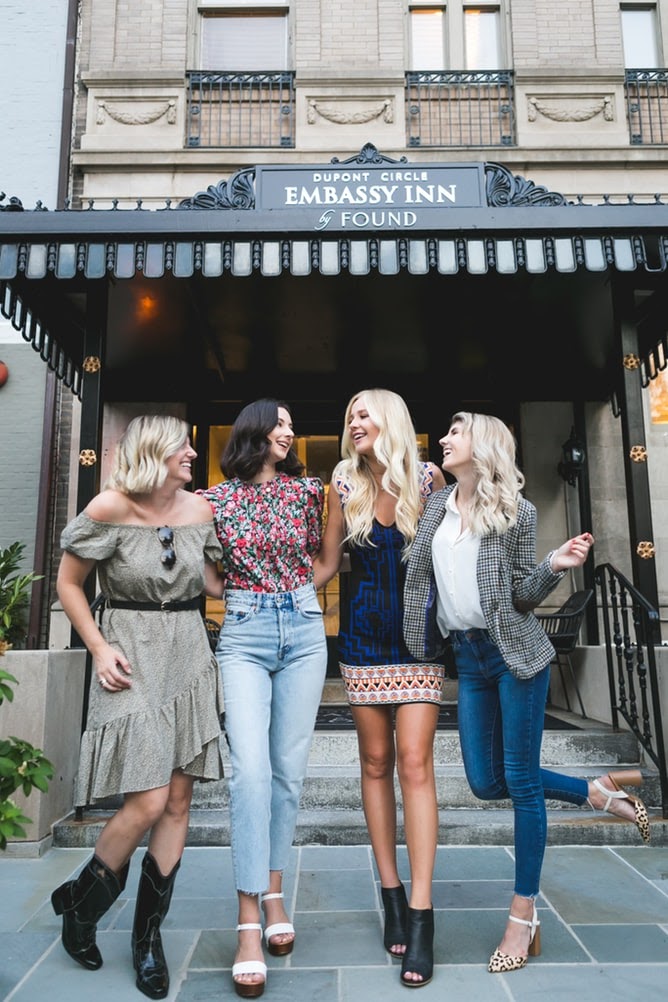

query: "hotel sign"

left=254, top=161, right=486, bottom=231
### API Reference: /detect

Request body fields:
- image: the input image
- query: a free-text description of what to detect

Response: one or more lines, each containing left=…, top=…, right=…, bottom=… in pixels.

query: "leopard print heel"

left=592, top=773, right=651, bottom=845
left=487, top=906, right=540, bottom=974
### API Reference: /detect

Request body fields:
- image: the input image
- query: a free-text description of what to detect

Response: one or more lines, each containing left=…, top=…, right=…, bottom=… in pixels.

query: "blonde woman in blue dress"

left=315, top=388, right=445, bottom=988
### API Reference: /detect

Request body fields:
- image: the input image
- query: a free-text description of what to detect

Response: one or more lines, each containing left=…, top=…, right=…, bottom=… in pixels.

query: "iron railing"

left=595, top=562, right=668, bottom=816
left=625, top=69, right=668, bottom=145
left=186, top=70, right=295, bottom=148
left=406, top=70, right=515, bottom=148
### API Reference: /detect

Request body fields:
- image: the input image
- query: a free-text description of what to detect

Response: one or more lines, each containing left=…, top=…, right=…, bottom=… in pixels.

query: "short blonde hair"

left=104, top=415, right=190, bottom=495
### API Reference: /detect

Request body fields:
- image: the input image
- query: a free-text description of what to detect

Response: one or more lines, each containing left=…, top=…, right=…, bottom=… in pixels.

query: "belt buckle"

left=160, top=600, right=171, bottom=611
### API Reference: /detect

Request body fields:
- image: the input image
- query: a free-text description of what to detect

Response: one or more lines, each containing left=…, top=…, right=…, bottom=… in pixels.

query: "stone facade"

left=2, top=1, right=667, bottom=634
left=70, top=1, right=668, bottom=203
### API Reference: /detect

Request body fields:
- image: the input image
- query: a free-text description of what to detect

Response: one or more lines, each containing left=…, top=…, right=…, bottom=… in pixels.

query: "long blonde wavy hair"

left=452, top=411, right=525, bottom=536
left=335, top=388, right=422, bottom=556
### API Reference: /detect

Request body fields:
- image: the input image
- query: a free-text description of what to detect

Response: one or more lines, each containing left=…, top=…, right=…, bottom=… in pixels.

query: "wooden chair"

left=535, top=589, right=594, bottom=718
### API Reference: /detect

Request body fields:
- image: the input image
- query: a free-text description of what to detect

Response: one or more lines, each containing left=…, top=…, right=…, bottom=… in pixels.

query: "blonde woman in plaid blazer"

left=403, top=411, right=650, bottom=975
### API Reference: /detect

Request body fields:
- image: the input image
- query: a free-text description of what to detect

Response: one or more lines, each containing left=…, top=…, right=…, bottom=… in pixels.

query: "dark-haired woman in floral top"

left=200, top=398, right=327, bottom=999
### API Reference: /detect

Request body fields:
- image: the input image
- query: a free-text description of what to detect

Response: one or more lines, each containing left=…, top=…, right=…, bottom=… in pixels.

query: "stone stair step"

left=52, top=806, right=668, bottom=849
left=306, top=725, right=642, bottom=767
left=52, top=706, right=663, bottom=848
left=190, top=764, right=662, bottom=811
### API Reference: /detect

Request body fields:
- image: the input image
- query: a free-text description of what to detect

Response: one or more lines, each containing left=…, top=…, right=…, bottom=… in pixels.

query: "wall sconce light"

left=557, top=426, right=585, bottom=486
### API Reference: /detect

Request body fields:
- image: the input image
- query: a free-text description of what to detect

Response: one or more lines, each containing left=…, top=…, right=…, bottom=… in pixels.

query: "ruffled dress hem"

left=75, top=661, right=224, bottom=806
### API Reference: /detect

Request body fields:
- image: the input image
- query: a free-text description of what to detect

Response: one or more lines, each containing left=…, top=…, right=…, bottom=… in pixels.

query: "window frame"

left=620, top=3, right=662, bottom=67
left=408, top=2, right=508, bottom=71
left=192, top=1, right=292, bottom=71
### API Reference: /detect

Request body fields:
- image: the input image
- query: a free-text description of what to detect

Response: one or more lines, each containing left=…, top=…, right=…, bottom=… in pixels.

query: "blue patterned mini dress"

left=335, top=463, right=445, bottom=706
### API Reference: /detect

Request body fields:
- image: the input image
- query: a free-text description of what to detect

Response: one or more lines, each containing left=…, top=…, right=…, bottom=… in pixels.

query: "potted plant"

left=0, top=541, right=54, bottom=850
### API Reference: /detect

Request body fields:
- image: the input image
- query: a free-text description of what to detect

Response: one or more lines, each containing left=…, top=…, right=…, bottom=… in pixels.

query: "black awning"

left=1, top=232, right=667, bottom=281
left=2, top=152, right=668, bottom=398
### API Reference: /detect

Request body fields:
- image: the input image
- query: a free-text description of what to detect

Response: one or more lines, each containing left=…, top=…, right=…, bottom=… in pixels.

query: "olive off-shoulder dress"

left=61, top=512, right=225, bottom=806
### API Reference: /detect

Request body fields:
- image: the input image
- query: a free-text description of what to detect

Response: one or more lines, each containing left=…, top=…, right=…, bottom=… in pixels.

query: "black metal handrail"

left=186, top=70, right=295, bottom=148
left=625, top=68, right=668, bottom=145
left=595, top=562, right=667, bottom=815
left=405, top=69, right=515, bottom=148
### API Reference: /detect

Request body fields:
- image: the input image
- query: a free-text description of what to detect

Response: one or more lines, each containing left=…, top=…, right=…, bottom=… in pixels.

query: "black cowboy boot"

left=51, top=855, right=129, bottom=970
left=132, top=851, right=181, bottom=999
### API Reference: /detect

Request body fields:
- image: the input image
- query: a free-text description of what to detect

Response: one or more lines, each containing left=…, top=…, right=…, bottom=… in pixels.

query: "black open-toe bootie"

left=400, top=906, right=434, bottom=988
left=381, top=883, right=409, bottom=956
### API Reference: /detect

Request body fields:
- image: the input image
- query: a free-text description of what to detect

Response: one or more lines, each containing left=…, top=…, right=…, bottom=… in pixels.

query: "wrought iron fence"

left=406, top=70, right=515, bottom=148
left=186, top=71, right=295, bottom=149
left=596, top=562, right=667, bottom=816
left=625, top=69, right=668, bottom=145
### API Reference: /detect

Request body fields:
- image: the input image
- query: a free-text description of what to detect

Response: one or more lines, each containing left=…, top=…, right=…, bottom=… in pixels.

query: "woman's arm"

left=57, top=551, right=132, bottom=688
left=204, top=560, right=224, bottom=598
left=313, top=479, right=345, bottom=589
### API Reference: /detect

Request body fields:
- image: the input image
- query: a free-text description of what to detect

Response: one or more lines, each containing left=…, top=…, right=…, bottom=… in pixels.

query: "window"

left=410, top=6, right=446, bottom=70
left=621, top=5, right=660, bottom=67
left=409, top=3, right=505, bottom=70
left=199, top=2, right=288, bottom=71
left=464, top=7, right=502, bottom=69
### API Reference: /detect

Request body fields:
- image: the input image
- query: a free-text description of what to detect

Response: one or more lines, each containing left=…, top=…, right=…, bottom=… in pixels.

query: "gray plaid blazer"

left=403, top=485, right=565, bottom=680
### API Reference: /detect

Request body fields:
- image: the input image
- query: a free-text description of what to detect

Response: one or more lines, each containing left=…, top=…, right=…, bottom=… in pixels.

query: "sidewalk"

left=2, top=843, right=668, bottom=1001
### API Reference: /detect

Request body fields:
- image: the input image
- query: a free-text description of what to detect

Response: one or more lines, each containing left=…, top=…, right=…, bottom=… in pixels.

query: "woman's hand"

left=94, top=643, right=132, bottom=692
left=550, top=532, right=594, bottom=573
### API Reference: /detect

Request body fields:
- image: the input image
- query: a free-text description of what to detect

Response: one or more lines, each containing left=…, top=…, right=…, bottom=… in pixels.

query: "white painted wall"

left=0, top=0, right=70, bottom=567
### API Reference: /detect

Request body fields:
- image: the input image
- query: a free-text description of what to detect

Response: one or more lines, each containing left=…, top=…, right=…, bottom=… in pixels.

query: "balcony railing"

left=186, top=71, right=295, bottom=148
left=406, top=70, right=515, bottom=148
left=625, top=69, right=668, bottom=145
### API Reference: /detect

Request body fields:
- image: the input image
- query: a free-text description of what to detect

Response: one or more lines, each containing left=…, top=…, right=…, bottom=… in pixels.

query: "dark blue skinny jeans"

left=450, top=628, right=589, bottom=898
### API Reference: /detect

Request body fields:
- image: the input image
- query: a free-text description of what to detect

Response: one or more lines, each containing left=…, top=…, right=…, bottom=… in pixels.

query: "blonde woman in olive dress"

left=51, top=414, right=225, bottom=1000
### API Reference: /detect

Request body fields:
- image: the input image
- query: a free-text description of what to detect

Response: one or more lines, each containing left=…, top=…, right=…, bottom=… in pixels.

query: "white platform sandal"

left=232, top=923, right=267, bottom=998
left=260, top=891, right=295, bottom=956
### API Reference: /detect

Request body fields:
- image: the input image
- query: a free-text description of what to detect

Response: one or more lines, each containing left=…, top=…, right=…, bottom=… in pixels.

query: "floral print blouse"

left=200, top=473, right=324, bottom=592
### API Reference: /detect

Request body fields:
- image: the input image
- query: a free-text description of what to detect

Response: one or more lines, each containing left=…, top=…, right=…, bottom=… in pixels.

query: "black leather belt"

left=104, top=597, right=201, bottom=612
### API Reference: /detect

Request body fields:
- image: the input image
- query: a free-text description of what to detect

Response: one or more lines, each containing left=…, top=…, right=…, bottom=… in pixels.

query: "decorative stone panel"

left=515, top=77, right=629, bottom=148
left=296, top=81, right=406, bottom=150
left=81, top=77, right=185, bottom=153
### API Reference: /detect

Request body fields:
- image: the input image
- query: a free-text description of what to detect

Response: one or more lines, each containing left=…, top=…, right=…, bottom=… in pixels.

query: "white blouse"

left=431, top=488, right=486, bottom=634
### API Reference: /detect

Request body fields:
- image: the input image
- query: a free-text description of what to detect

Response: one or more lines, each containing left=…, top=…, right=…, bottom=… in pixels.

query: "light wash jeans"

left=215, top=582, right=327, bottom=894
left=450, top=628, right=588, bottom=898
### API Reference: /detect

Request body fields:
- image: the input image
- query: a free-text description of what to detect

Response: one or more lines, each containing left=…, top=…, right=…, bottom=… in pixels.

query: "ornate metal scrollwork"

left=485, top=163, right=568, bottom=206
left=0, top=193, right=24, bottom=212
left=330, top=142, right=408, bottom=166
left=179, top=167, right=256, bottom=210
